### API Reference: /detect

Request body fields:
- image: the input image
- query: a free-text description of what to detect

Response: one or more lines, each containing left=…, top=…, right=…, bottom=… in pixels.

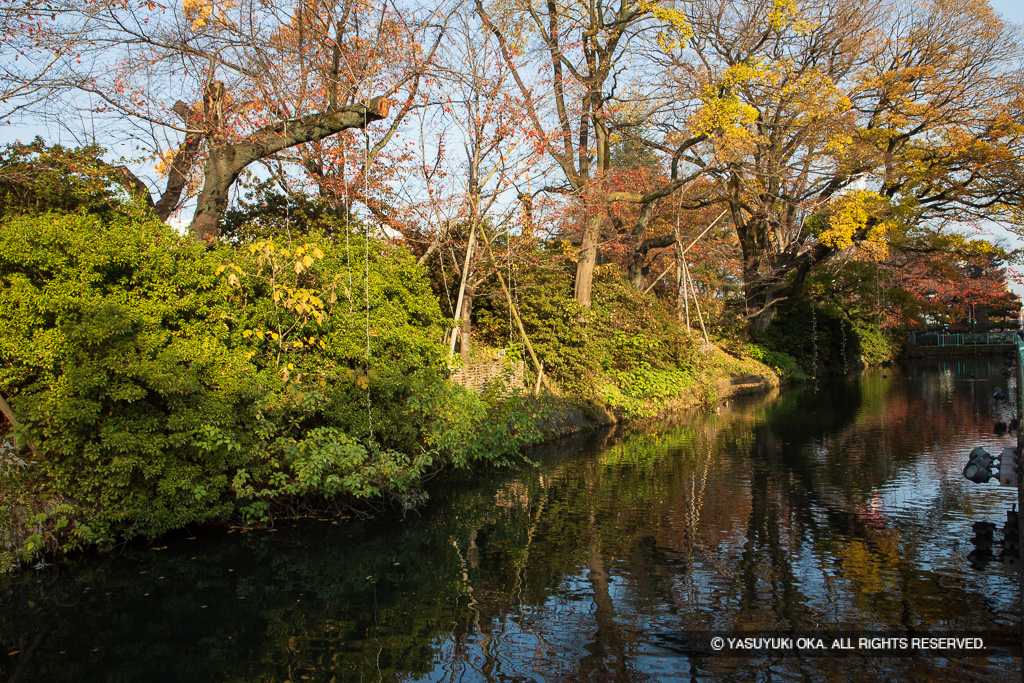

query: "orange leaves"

left=152, top=147, right=178, bottom=179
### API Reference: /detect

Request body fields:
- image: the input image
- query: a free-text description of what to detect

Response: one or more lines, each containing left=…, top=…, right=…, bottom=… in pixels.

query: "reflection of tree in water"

left=2, top=361, right=1019, bottom=680
left=441, top=362, right=1019, bottom=679
left=430, top=415, right=756, bottom=679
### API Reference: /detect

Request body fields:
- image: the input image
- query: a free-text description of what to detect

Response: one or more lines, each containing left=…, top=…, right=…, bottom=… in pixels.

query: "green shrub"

left=212, top=233, right=451, bottom=453
left=748, top=343, right=804, bottom=380
left=0, top=138, right=136, bottom=221
left=0, top=213, right=542, bottom=570
left=0, top=212, right=255, bottom=557
left=474, top=258, right=698, bottom=403
left=851, top=320, right=901, bottom=364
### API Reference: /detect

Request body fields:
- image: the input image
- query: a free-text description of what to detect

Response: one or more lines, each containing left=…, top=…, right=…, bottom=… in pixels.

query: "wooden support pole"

left=682, top=254, right=692, bottom=329
left=683, top=258, right=710, bottom=343
left=680, top=211, right=727, bottom=256
left=642, top=211, right=728, bottom=296
left=643, top=257, right=679, bottom=295
left=449, top=222, right=477, bottom=358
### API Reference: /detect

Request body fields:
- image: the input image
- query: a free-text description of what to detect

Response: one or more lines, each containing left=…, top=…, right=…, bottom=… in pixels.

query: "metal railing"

left=1018, top=337, right=1024, bottom=406
left=907, top=331, right=1018, bottom=347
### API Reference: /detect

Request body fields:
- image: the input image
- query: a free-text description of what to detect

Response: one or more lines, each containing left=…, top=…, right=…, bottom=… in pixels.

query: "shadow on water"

left=1, top=358, right=1020, bottom=681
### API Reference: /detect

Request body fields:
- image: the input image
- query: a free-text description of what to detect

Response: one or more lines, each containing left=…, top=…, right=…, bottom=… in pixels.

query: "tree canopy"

left=1, top=0, right=1021, bottom=329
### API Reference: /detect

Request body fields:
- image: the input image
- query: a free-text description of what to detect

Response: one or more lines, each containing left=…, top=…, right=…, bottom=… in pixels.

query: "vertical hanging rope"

left=507, top=227, right=513, bottom=346
left=363, top=127, right=372, bottom=445
left=841, top=318, right=848, bottom=375
left=344, top=146, right=354, bottom=315
left=811, top=304, right=819, bottom=382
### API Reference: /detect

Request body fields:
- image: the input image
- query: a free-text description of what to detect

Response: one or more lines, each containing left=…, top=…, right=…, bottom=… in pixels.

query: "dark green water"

left=2, top=359, right=1021, bottom=681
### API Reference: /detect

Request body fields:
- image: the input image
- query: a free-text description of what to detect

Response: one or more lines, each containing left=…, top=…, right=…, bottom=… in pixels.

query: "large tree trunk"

left=628, top=233, right=677, bottom=291
left=743, top=253, right=784, bottom=334
left=574, top=212, right=602, bottom=307
left=737, top=209, right=781, bottom=333
left=627, top=253, right=647, bottom=291
left=460, top=283, right=473, bottom=360
left=741, top=235, right=832, bottom=333
left=626, top=198, right=661, bottom=290
left=189, top=97, right=390, bottom=242
left=749, top=294, right=778, bottom=333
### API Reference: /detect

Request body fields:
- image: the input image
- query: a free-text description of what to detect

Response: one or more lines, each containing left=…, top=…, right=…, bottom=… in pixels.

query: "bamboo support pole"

left=642, top=211, right=728, bottom=295
left=643, top=258, right=679, bottom=295
left=0, top=392, right=34, bottom=454
left=683, top=258, right=710, bottom=343
left=449, top=221, right=477, bottom=357
left=680, top=211, right=728, bottom=256
left=682, top=256, right=691, bottom=329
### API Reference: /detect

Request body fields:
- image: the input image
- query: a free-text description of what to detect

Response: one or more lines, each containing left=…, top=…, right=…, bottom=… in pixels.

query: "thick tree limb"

left=189, top=97, right=390, bottom=242
left=636, top=232, right=677, bottom=256
left=100, top=101, right=203, bottom=221
left=110, top=165, right=155, bottom=211
left=152, top=101, right=205, bottom=221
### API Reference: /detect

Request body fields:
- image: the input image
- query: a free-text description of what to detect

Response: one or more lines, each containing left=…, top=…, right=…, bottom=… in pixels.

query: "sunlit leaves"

left=634, top=0, right=692, bottom=52
left=814, top=190, right=892, bottom=258
left=768, top=0, right=817, bottom=34
left=216, top=240, right=332, bottom=376
left=182, top=0, right=214, bottom=30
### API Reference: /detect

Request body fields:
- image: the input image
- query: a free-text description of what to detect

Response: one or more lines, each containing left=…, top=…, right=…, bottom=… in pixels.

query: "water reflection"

left=1, top=358, right=1020, bottom=681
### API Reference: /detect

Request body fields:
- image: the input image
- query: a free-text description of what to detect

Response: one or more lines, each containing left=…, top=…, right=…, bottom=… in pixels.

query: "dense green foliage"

left=747, top=344, right=804, bottom=381
left=0, top=138, right=134, bottom=221
left=0, top=212, right=251, bottom=553
left=217, top=183, right=354, bottom=244
left=474, top=254, right=702, bottom=415
left=0, top=212, right=544, bottom=571
left=751, top=296, right=900, bottom=377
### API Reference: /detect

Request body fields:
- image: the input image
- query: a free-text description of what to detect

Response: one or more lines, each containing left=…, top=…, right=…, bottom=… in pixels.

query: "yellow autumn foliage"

left=817, top=190, right=893, bottom=260
left=691, top=62, right=765, bottom=141
left=634, top=0, right=693, bottom=51
left=183, top=0, right=213, bottom=30
left=153, top=147, right=178, bottom=180
left=769, top=0, right=818, bottom=34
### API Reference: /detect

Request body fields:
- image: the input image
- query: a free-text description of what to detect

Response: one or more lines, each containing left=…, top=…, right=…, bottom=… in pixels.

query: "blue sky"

left=991, top=0, right=1023, bottom=24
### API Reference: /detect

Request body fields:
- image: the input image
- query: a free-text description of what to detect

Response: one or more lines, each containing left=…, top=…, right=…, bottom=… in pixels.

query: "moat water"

left=2, top=359, right=1021, bottom=680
